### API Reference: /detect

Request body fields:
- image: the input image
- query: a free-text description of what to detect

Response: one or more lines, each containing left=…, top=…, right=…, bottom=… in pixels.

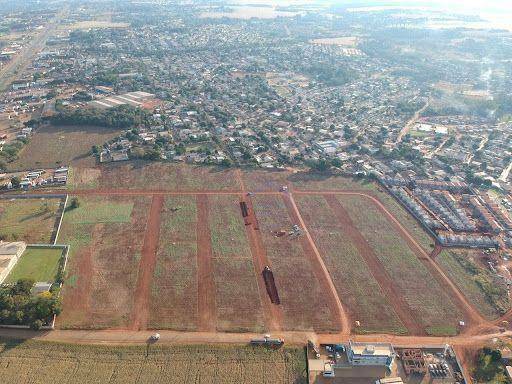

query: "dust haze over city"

left=0, top=0, right=512, bottom=383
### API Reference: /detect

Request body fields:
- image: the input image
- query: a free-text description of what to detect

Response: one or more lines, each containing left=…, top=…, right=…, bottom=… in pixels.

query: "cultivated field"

left=70, top=162, right=240, bottom=190
left=0, top=339, right=307, bottom=384
left=0, top=197, right=62, bottom=243
left=57, top=195, right=149, bottom=329
left=338, top=195, right=464, bottom=335
left=5, top=246, right=63, bottom=283
left=207, top=195, right=265, bottom=332
left=252, top=194, right=340, bottom=332
left=9, top=125, right=122, bottom=170
left=149, top=196, right=199, bottom=330
left=437, top=250, right=510, bottom=319
left=296, top=195, right=407, bottom=334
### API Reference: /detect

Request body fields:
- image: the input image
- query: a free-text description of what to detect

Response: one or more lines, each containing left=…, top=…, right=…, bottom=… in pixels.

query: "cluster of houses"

left=382, top=177, right=512, bottom=250
left=4, top=167, right=68, bottom=190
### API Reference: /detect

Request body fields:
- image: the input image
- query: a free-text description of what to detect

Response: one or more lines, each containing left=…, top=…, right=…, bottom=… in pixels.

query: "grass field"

left=296, top=195, right=407, bottom=334
left=253, top=194, right=339, bottom=332
left=0, top=198, right=61, bottom=243
left=338, top=195, right=463, bottom=335
left=373, top=189, right=435, bottom=253
left=70, top=162, right=241, bottom=190
left=0, top=339, right=307, bottom=384
left=208, top=195, right=265, bottom=332
left=437, top=250, right=510, bottom=319
left=57, top=195, right=149, bottom=329
left=149, top=196, right=198, bottom=330
left=5, top=247, right=63, bottom=283
left=9, top=125, right=122, bottom=170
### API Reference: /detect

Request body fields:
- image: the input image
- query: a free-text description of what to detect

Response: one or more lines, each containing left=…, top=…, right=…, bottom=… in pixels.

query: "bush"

left=69, top=197, right=80, bottom=210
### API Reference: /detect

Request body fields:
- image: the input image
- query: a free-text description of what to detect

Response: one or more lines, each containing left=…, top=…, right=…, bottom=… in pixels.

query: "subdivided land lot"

left=0, top=339, right=307, bottom=384
left=9, top=125, right=122, bottom=170
left=69, top=161, right=241, bottom=190
left=337, top=195, right=464, bottom=335
left=57, top=195, right=149, bottom=329
left=0, top=197, right=62, bottom=243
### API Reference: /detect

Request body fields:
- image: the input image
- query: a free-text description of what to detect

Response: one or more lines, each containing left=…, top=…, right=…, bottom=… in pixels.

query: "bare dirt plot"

left=252, top=194, right=339, bottom=332
left=242, top=169, right=290, bottom=192
left=437, top=250, right=509, bottom=319
left=148, top=196, right=199, bottom=331
left=310, top=36, right=359, bottom=46
left=0, top=197, right=62, bottom=243
left=295, top=194, right=408, bottom=335
left=71, top=162, right=240, bottom=191
left=57, top=195, right=149, bottom=329
left=242, top=195, right=284, bottom=331
left=131, top=195, right=164, bottom=331
left=290, top=172, right=376, bottom=191
left=207, top=195, right=265, bottom=333
left=338, top=195, right=464, bottom=335
left=0, top=339, right=307, bottom=384
left=9, top=125, right=122, bottom=170
left=196, top=195, right=217, bottom=332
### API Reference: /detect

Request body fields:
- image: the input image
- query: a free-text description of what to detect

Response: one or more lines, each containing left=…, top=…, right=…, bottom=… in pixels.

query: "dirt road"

left=324, top=194, right=424, bottom=335
left=284, top=192, right=351, bottom=335
left=130, top=195, right=164, bottom=331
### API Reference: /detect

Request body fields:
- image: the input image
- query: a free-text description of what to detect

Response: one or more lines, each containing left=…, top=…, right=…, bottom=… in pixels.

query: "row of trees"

left=49, top=105, right=150, bottom=129
left=0, top=279, right=62, bottom=330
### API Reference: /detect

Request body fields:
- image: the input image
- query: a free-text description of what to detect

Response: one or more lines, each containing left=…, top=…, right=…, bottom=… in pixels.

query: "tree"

left=30, top=319, right=43, bottom=330
left=10, top=177, right=20, bottom=189
left=69, top=197, right=80, bottom=210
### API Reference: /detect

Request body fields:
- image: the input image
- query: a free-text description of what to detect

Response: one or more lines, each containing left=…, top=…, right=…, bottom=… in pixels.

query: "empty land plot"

left=72, top=162, right=240, bottom=190
left=9, top=125, right=122, bottom=170
left=0, top=197, right=61, bottom=243
left=5, top=246, right=63, bottom=283
left=149, top=196, right=198, bottom=330
left=253, top=194, right=338, bottom=332
left=208, top=195, right=265, bottom=332
left=295, top=195, right=407, bottom=334
left=290, top=172, right=375, bottom=191
left=437, top=250, right=509, bottom=319
left=0, top=339, right=307, bottom=384
left=242, top=169, right=290, bottom=192
left=338, top=195, right=463, bottom=336
left=57, top=195, right=149, bottom=329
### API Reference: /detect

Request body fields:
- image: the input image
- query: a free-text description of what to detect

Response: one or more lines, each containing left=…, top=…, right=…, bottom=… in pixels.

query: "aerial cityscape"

left=0, top=0, right=511, bottom=383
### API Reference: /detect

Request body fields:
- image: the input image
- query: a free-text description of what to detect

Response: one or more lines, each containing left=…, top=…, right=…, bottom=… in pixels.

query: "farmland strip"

left=282, top=193, right=349, bottom=334
left=131, top=195, right=164, bottom=330
left=196, top=194, right=216, bottom=332
left=323, top=194, right=423, bottom=335
left=243, top=195, right=283, bottom=331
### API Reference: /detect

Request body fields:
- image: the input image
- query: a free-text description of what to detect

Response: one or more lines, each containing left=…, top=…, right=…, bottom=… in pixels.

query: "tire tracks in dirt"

left=283, top=192, right=351, bottom=335
left=323, top=195, right=424, bottom=335
left=243, top=195, right=284, bottom=332
left=196, top=194, right=216, bottom=332
left=130, top=195, right=164, bottom=331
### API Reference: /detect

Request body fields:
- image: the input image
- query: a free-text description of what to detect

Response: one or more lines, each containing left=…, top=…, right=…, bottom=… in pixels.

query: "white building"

left=347, top=341, right=395, bottom=367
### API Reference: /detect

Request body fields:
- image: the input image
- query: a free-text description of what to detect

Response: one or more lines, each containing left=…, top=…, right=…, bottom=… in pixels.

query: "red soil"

left=240, top=182, right=283, bottom=331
